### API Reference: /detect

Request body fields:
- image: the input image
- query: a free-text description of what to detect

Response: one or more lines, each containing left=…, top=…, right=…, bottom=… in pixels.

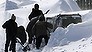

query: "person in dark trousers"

left=26, top=3, right=45, bottom=44
left=2, top=14, right=17, bottom=52
left=32, top=16, right=53, bottom=49
left=26, top=17, right=38, bottom=44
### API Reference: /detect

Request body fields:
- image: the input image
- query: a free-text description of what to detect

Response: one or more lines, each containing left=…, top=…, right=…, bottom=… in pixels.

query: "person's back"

left=33, top=21, right=47, bottom=38
left=26, top=17, right=38, bottom=33
left=17, top=26, right=27, bottom=45
left=26, top=17, right=38, bottom=44
left=32, top=16, right=53, bottom=49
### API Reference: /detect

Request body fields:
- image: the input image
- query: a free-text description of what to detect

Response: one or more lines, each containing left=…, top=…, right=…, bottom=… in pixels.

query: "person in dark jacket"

left=17, top=26, right=27, bottom=45
left=26, top=17, right=38, bottom=44
left=32, top=16, right=53, bottom=49
left=27, top=3, right=45, bottom=44
left=28, top=4, right=45, bottom=21
left=2, top=14, right=17, bottom=52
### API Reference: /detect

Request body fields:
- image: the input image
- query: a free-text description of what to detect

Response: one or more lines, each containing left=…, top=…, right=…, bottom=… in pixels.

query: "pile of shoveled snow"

left=42, top=36, right=92, bottom=52
left=42, top=10, right=92, bottom=52
left=5, top=0, right=18, bottom=10
left=1, top=0, right=92, bottom=52
left=5, top=0, right=80, bottom=13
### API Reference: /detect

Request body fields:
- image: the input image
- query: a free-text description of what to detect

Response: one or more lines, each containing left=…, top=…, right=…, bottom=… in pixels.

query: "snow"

left=0, top=0, right=5, bottom=4
left=42, top=10, right=92, bottom=52
left=1, top=0, right=92, bottom=52
left=36, top=0, right=80, bottom=14
left=5, top=0, right=19, bottom=10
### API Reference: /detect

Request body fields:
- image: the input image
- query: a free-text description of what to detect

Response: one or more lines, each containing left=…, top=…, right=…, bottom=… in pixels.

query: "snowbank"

left=0, top=11, right=6, bottom=52
left=1, top=0, right=92, bottom=52
left=42, top=36, right=92, bottom=52
left=37, top=0, right=80, bottom=14
left=5, top=0, right=18, bottom=10
left=7, top=0, right=80, bottom=13
left=42, top=10, right=92, bottom=52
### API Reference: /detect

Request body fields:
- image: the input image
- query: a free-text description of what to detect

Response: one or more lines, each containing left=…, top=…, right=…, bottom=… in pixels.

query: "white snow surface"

left=0, top=0, right=92, bottom=52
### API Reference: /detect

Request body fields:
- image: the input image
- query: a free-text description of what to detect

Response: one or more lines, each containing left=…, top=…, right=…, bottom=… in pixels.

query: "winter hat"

left=11, top=14, right=16, bottom=20
left=34, top=4, right=39, bottom=9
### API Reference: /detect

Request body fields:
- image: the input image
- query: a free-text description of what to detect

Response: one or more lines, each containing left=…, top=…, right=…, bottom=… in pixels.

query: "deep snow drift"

left=0, top=0, right=92, bottom=52
left=5, top=0, right=80, bottom=13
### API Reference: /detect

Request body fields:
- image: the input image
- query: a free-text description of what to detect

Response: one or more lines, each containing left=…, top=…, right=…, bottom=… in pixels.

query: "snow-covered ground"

left=0, top=0, right=92, bottom=52
left=42, top=10, right=92, bottom=52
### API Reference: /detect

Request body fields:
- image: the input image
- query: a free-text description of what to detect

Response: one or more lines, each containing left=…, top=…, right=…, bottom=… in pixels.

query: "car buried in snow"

left=46, top=13, right=82, bottom=32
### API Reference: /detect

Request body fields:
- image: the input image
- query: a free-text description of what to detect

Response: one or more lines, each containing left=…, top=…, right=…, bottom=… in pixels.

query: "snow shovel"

left=16, top=38, right=30, bottom=52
